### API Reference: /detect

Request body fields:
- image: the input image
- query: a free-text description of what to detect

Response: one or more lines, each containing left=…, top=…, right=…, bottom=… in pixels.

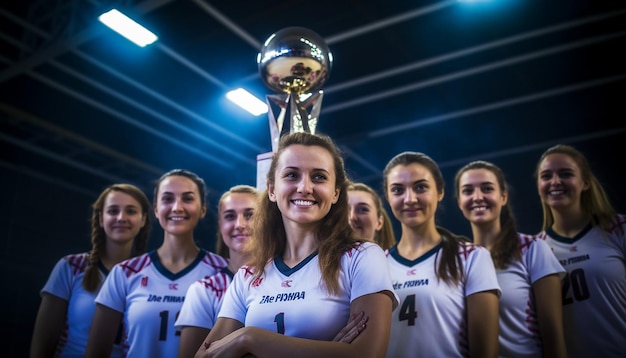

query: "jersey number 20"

left=562, top=268, right=590, bottom=305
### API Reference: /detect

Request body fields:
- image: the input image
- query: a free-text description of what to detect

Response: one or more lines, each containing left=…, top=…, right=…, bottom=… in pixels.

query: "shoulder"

left=115, top=251, right=153, bottom=277
left=606, top=214, right=626, bottom=236
left=197, top=270, right=232, bottom=290
left=59, top=252, right=90, bottom=273
left=516, top=232, right=544, bottom=251
left=344, top=241, right=386, bottom=260
left=201, top=250, right=228, bottom=269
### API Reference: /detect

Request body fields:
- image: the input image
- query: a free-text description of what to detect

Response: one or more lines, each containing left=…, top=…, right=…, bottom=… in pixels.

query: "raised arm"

left=533, top=274, right=567, bottom=358
left=30, top=293, right=68, bottom=358
left=85, top=304, right=123, bottom=358
left=196, top=292, right=393, bottom=358
left=466, top=290, right=499, bottom=358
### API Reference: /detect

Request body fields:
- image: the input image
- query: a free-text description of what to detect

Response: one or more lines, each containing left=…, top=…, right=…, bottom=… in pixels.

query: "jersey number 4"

left=398, top=294, right=418, bottom=326
left=562, top=268, right=590, bottom=305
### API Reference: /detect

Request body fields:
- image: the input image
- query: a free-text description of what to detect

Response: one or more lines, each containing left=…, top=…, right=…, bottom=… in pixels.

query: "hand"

left=332, top=311, right=368, bottom=343
left=196, top=328, right=252, bottom=358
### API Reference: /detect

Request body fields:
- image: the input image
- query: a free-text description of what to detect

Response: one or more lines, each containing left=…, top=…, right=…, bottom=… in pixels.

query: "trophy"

left=258, top=27, right=332, bottom=152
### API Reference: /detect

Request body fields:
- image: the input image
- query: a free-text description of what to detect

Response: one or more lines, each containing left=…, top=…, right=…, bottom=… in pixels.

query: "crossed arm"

left=193, top=292, right=392, bottom=358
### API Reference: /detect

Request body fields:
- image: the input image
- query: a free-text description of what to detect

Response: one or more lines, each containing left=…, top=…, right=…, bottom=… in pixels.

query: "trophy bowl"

left=258, top=27, right=332, bottom=96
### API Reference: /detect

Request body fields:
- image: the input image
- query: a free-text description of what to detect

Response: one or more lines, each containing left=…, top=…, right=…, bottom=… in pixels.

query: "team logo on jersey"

left=169, top=283, right=178, bottom=290
left=281, top=280, right=292, bottom=287
left=570, top=245, right=578, bottom=252
left=141, top=276, right=149, bottom=287
left=252, top=277, right=263, bottom=287
left=406, top=269, right=417, bottom=276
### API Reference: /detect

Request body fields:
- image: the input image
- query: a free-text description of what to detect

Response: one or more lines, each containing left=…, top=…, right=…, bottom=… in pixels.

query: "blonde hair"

left=535, top=144, right=616, bottom=232
left=347, top=182, right=396, bottom=250
left=214, top=185, right=258, bottom=259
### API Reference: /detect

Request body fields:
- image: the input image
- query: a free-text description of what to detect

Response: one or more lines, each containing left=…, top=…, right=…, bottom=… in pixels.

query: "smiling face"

left=267, top=144, right=339, bottom=227
left=457, top=168, right=507, bottom=226
left=385, top=162, right=443, bottom=229
left=219, top=192, right=256, bottom=255
left=348, top=189, right=383, bottom=241
left=100, top=190, right=146, bottom=245
left=154, top=175, right=206, bottom=236
left=537, top=152, right=589, bottom=213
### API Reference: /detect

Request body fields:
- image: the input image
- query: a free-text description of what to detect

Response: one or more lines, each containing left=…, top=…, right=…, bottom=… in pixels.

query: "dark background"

left=1, top=1, right=625, bottom=356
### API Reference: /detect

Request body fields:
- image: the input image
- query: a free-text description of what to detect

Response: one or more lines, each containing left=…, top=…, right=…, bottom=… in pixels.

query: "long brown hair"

left=347, top=182, right=396, bottom=250
left=214, top=185, right=258, bottom=259
left=248, top=132, right=362, bottom=295
left=535, top=144, right=617, bottom=232
left=383, top=151, right=465, bottom=285
left=83, top=183, right=151, bottom=292
left=454, top=160, right=521, bottom=269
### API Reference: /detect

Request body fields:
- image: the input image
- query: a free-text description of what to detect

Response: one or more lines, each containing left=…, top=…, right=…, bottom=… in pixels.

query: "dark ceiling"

left=1, top=0, right=626, bottom=355
left=3, top=0, right=626, bottom=241
left=3, top=0, right=626, bottom=233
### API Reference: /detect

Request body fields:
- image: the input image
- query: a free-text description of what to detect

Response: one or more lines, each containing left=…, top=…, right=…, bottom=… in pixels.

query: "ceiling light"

left=226, top=88, right=268, bottom=116
left=98, top=9, right=158, bottom=47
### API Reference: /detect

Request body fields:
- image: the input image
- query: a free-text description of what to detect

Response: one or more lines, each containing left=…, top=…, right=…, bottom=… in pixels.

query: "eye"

left=312, top=173, right=327, bottom=182
left=482, top=186, right=494, bottom=193
left=107, top=208, right=120, bottom=215
left=461, top=188, right=473, bottom=195
left=125, top=208, right=139, bottom=215
left=161, top=195, right=174, bottom=203
left=244, top=211, right=254, bottom=220
left=414, top=184, right=428, bottom=192
left=356, top=206, right=370, bottom=214
left=390, top=186, right=404, bottom=195
left=223, top=213, right=235, bottom=221
left=283, top=171, right=298, bottom=180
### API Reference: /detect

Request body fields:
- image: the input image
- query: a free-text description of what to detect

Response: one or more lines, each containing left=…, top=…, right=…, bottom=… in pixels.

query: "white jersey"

left=219, top=242, right=396, bottom=340
left=538, top=214, right=626, bottom=358
left=96, top=249, right=227, bottom=358
left=41, top=253, right=124, bottom=358
left=497, top=233, right=565, bottom=357
left=386, top=232, right=500, bottom=358
left=174, top=267, right=234, bottom=330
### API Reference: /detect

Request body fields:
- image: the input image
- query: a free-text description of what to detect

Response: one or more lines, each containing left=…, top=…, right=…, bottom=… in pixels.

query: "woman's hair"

left=83, top=183, right=151, bottom=292
left=535, top=144, right=616, bottom=232
left=249, top=132, right=361, bottom=295
left=454, top=161, right=521, bottom=269
left=383, top=151, right=464, bottom=285
left=214, top=185, right=258, bottom=259
left=347, top=182, right=396, bottom=250
left=153, top=169, right=208, bottom=207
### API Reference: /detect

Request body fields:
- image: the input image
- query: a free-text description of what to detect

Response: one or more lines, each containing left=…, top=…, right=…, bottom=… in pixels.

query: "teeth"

left=549, top=190, right=565, bottom=195
left=169, top=216, right=186, bottom=221
left=293, top=200, right=314, bottom=206
left=472, top=206, right=487, bottom=212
